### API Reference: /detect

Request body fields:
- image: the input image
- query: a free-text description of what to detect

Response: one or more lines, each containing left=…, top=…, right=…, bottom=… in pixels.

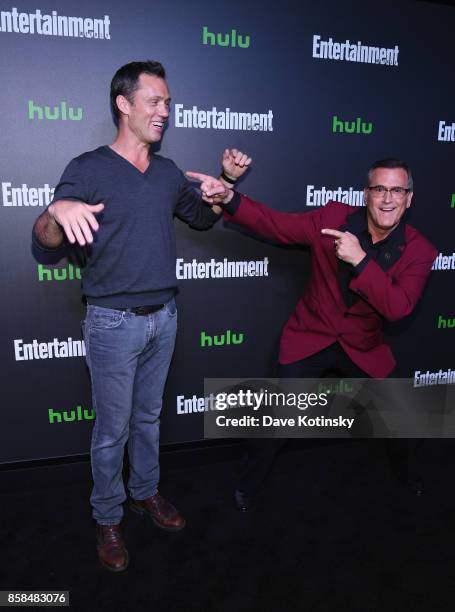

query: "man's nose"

left=159, top=102, right=169, bottom=118
left=383, top=188, right=393, bottom=202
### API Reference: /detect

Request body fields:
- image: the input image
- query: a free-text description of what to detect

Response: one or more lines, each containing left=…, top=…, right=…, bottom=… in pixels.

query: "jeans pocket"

left=164, top=298, right=177, bottom=317
left=88, top=306, right=125, bottom=329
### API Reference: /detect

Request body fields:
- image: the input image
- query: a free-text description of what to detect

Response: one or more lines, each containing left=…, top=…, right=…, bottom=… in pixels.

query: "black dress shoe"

left=234, top=489, right=251, bottom=512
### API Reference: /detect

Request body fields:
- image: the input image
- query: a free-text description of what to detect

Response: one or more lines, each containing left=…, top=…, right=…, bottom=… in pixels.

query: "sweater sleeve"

left=174, top=171, right=221, bottom=230
left=51, top=158, right=90, bottom=204
left=33, top=157, right=90, bottom=252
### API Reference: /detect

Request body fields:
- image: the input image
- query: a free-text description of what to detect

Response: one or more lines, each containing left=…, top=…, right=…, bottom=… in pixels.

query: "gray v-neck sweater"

left=51, top=146, right=220, bottom=307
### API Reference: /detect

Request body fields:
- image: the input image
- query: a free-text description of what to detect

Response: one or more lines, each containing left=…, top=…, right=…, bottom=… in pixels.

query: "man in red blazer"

left=188, top=156, right=438, bottom=508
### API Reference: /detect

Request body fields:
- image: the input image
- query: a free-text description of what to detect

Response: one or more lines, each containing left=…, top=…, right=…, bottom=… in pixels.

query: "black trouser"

left=236, top=343, right=422, bottom=495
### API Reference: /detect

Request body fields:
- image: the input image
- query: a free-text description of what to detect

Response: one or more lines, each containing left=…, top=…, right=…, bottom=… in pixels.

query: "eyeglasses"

left=367, top=185, right=411, bottom=198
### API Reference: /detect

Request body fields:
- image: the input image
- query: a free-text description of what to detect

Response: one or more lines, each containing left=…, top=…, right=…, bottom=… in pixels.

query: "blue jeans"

left=83, top=299, right=177, bottom=524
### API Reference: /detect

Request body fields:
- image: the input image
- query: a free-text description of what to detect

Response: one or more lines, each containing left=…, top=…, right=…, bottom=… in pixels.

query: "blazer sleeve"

left=224, top=194, right=323, bottom=246
left=349, top=239, right=438, bottom=321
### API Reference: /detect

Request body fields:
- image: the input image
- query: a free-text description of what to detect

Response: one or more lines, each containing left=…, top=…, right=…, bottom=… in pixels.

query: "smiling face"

left=116, top=73, right=170, bottom=144
left=364, top=167, right=413, bottom=241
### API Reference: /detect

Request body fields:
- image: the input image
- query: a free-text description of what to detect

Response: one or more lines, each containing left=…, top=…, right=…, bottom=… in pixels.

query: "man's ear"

left=116, top=94, right=130, bottom=117
left=406, top=191, right=413, bottom=209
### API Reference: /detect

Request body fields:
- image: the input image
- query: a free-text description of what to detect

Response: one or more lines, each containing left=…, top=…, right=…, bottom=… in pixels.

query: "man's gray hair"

left=367, top=158, right=413, bottom=191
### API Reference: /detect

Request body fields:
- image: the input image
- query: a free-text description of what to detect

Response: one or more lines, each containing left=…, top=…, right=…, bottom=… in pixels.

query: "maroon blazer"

left=226, top=196, right=438, bottom=377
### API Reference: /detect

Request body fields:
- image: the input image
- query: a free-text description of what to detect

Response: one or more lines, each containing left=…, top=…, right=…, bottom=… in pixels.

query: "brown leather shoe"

left=130, top=492, right=186, bottom=531
left=96, top=524, right=129, bottom=572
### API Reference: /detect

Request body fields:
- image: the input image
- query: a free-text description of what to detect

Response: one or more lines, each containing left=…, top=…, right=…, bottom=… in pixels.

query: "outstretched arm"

left=33, top=157, right=105, bottom=248
left=185, top=171, right=322, bottom=246
left=33, top=200, right=105, bottom=248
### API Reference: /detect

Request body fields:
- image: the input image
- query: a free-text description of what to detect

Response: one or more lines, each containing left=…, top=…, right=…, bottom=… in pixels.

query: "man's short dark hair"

left=110, top=61, right=166, bottom=126
left=367, top=158, right=413, bottom=191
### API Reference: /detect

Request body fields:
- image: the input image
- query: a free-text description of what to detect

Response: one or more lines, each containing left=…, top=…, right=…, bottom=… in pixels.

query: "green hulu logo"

left=437, top=315, right=455, bottom=329
left=318, top=380, right=353, bottom=394
left=48, top=405, right=95, bottom=424
left=28, top=100, right=83, bottom=121
left=332, top=115, right=373, bottom=134
left=37, top=263, right=81, bottom=282
left=202, top=26, right=250, bottom=48
left=200, top=329, right=244, bottom=347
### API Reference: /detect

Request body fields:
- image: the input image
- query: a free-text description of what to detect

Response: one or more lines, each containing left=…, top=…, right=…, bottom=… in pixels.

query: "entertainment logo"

left=438, top=120, right=455, bottom=142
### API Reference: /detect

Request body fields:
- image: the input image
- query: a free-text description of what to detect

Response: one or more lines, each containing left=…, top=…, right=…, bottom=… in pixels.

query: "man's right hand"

left=48, top=200, right=105, bottom=246
left=185, top=172, right=233, bottom=205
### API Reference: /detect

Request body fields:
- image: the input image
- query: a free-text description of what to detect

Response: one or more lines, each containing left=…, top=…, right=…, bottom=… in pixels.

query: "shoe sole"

left=129, top=502, right=186, bottom=532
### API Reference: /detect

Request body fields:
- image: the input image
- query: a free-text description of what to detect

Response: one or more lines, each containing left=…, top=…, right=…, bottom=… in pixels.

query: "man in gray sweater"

left=33, top=60, right=251, bottom=572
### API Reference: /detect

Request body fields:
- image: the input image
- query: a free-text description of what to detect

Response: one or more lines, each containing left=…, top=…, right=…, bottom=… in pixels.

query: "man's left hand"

left=321, top=228, right=366, bottom=266
left=222, top=148, right=252, bottom=181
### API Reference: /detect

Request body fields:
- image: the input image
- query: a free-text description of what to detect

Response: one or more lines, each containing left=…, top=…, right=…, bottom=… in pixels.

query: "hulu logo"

left=437, top=315, right=455, bottom=329
left=318, top=380, right=353, bottom=395
left=28, top=100, right=83, bottom=121
left=37, top=264, right=81, bottom=282
left=451, top=194, right=455, bottom=208
left=332, top=115, right=373, bottom=135
left=200, top=329, right=244, bottom=347
left=202, top=26, right=250, bottom=48
left=48, top=405, right=95, bottom=424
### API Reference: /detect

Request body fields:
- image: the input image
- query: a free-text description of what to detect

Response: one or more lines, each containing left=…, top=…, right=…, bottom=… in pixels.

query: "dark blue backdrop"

left=0, top=0, right=453, bottom=462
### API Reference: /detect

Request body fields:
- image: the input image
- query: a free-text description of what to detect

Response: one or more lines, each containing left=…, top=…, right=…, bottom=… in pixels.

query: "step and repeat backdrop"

left=0, top=0, right=454, bottom=463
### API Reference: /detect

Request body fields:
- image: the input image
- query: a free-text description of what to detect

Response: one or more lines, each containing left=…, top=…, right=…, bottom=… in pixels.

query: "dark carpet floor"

left=2, top=439, right=455, bottom=611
